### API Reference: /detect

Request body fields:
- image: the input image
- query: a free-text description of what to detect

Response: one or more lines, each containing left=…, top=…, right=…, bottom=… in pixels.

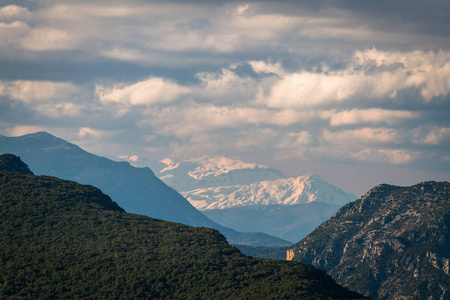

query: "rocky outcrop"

left=289, top=181, right=450, bottom=299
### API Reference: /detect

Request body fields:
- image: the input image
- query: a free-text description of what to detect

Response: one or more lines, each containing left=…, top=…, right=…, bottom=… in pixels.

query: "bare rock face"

left=289, top=181, right=450, bottom=300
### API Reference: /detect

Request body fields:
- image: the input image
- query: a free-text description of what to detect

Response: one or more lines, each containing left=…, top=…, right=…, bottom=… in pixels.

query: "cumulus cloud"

left=0, top=5, right=31, bottom=21
left=412, top=127, right=450, bottom=145
left=351, top=149, right=421, bottom=165
left=322, top=128, right=402, bottom=145
left=96, top=77, right=188, bottom=106
left=0, top=80, right=78, bottom=102
left=276, top=131, right=312, bottom=149
left=257, top=49, right=450, bottom=108
left=20, top=27, right=77, bottom=51
left=78, top=127, right=102, bottom=139
left=327, top=108, right=419, bottom=126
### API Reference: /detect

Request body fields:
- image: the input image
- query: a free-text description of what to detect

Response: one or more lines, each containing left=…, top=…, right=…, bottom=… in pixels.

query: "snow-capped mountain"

left=183, top=173, right=357, bottom=211
left=119, top=155, right=287, bottom=192
left=118, top=155, right=358, bottom=242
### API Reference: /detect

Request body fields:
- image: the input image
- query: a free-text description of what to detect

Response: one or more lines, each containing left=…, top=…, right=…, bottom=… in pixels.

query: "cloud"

left=0, top=80, right=78, bottom=102
left=351, top=149, right=421, bottom=165
left=322, top=128, right=402, bottom=145
left=193, top=67, right=261, bottom=104
left=327, top=108, right=419, bottom=126
left=20, top=27, right=77, bottom=51
left=141, top=102, right=322, bottom=138
left=96, top=77, right=188, bottom=106
left=257, top=71, right=358, bottom=108
left=0, top=5, right=31, bottom=21
left=412, top=127, right=450, bottom=145
left=276, top=131, right=312, bottom=149
left=257, top=49, right=450, bottom=108
left=247, top=61, right=285, bottom=76
left=353, top=48, right=450, bottom=101
left=78, top=127, right=102, bottom=139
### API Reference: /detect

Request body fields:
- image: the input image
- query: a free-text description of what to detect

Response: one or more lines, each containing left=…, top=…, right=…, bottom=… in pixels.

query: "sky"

left=0, top=0, right=449, bottom=196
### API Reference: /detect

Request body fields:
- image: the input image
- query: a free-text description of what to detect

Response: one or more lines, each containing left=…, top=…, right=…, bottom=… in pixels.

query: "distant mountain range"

left=0, top=132, right=290, bottom=247
left=119, top=155, right=357, bottom=242
left=0, top=154, right=366, bottom=299
left=288, top=181, right=450, bottom=299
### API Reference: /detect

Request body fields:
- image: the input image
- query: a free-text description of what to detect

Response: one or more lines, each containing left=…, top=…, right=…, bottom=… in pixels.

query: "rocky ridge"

left=289, top=181, right=450, bottom=299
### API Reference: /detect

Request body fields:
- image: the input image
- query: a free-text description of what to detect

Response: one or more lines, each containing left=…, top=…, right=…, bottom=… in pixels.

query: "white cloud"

left=412, top=127, right=450, bottom=145
left=248, top=60, right=285, bottom=76
left=0, top=80, right=78, bottom=102
left=194, top=68, right=259, bottom=103
left=257, top=49, right=450, bottom=108
left=79, top=127, right=102, bottom=138
left=101, top=48, right=149, bottom=62
left=0, top=21, right=29, bottom=29
left=141, top=103, right=321, bottom=137
left=351, top=149, right=421, bottom=165
left=0, top=5, right=31, bottom=21
left=257, top=71, right=358, bottom=108
left=276, top=131, right=312, bottom=150
left=327, top=108, right=419, bottom=126
left=322, top=128, right=402, bottom=145
left=96, top=77, right=188, bottom=106
left=21, top=27, right=77, bottom=51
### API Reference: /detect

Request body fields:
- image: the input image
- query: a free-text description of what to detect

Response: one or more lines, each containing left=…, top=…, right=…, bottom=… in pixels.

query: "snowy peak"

left=184, top=155, right=270, bottom=180
left=118, top=155, right=287, bottom=192
left=117, top=154, right=356, bottom=211
left=183, top=174, right=357, bottom=211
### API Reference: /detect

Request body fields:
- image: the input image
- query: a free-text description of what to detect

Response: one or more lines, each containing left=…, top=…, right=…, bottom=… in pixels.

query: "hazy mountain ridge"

left=0, top=154, right=366, bottom=299
left=0, top=132, right=290, bottom=247
left=204, top=202, right=343, bottom=243
left=289, top=181, right=450, bottom=299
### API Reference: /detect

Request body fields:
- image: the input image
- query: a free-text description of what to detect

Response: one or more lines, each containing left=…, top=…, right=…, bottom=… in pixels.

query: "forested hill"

left=0, top=155, right=366, bottom=299
left=0, top=153, right=33, bottom=174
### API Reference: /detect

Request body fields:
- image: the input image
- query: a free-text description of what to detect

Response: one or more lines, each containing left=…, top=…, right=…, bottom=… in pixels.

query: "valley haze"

left=0, top=0, right=449, bottom=196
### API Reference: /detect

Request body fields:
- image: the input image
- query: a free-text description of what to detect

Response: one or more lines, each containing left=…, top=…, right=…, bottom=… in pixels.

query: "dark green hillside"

left=0, top=157, right=365, bottom=299
left=234, top=244, right=290, bottom=260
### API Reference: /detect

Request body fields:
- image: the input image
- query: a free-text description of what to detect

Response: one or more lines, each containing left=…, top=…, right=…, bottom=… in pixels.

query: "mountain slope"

left=288, top=182, right=450, bottom=299
left=0, top=155, right=365, bottom=299
left=0, top=132, right=290, bottom=247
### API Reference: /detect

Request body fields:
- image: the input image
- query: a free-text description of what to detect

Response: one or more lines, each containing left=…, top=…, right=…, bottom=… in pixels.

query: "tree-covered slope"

left=0, top=153, right=33, bottom=174
left=0, top=156, right=365, bottom=299
left=289, top=182, right=450, bottom=299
